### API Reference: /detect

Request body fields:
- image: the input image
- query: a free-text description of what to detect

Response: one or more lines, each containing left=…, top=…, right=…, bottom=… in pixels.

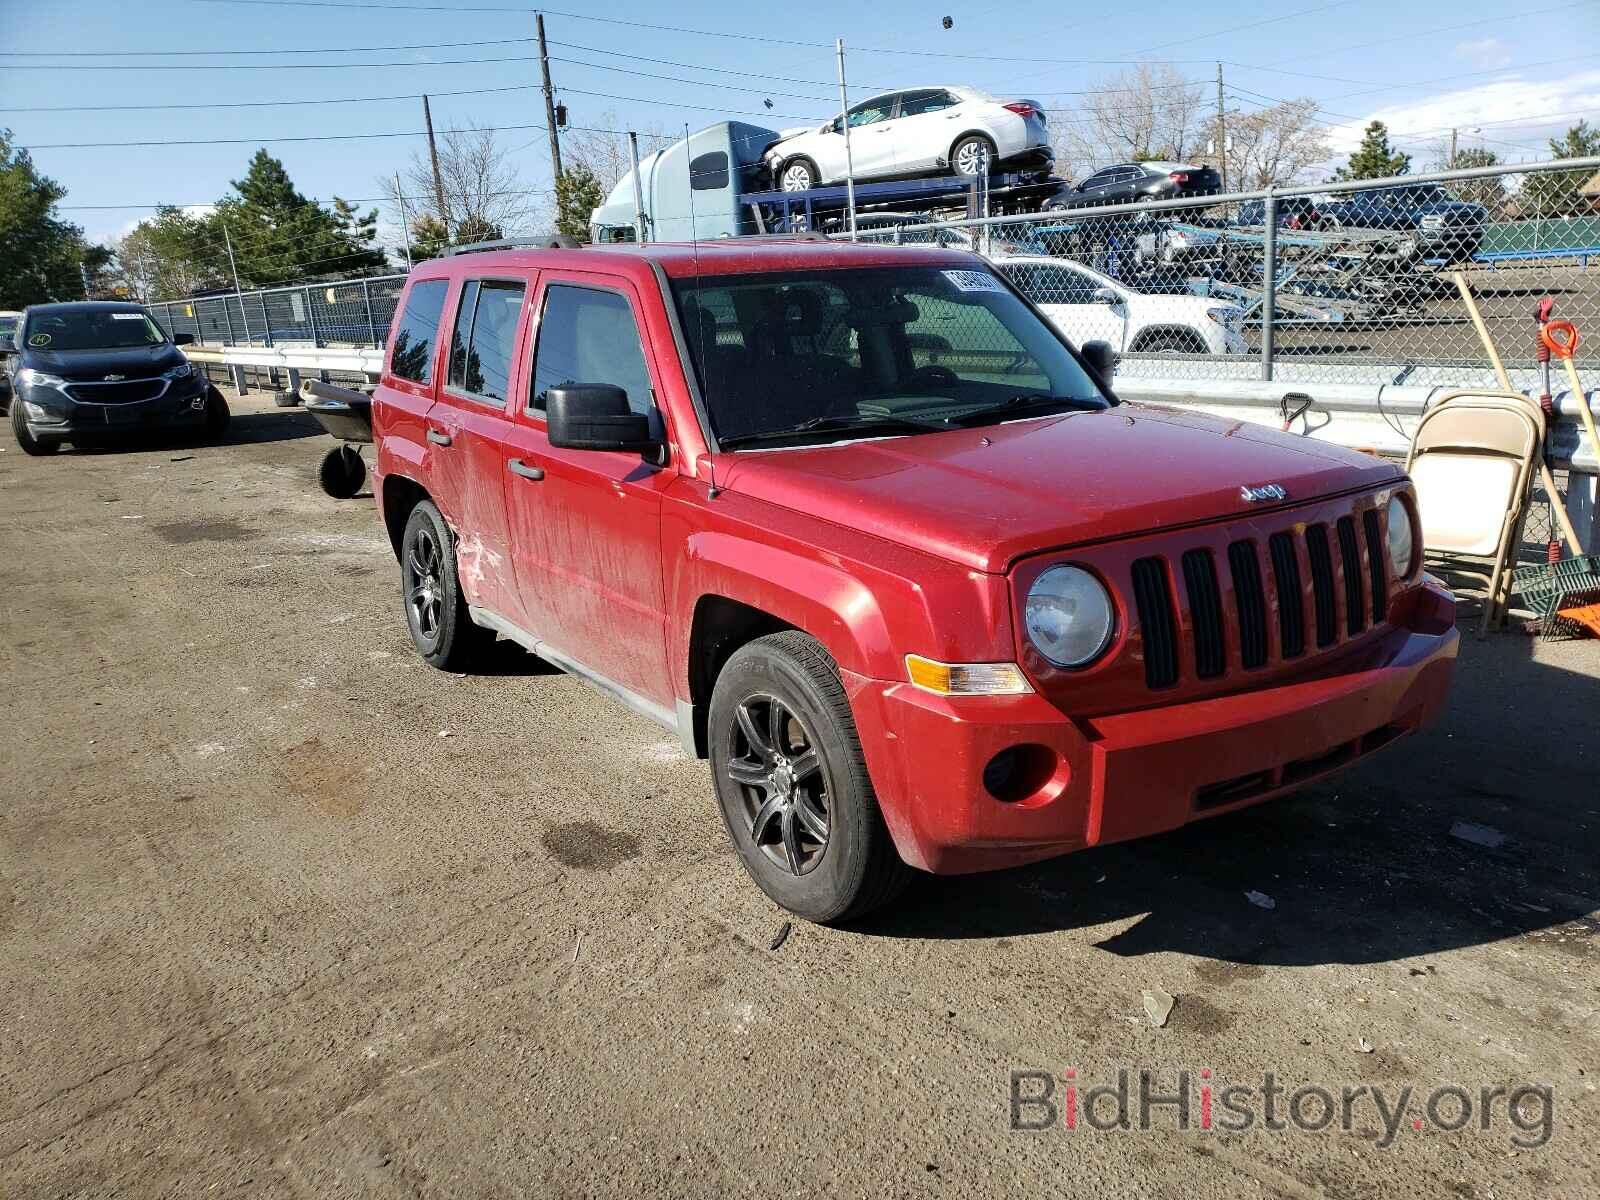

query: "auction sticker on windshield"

left=943, top=269, right=1006, bottom=293
left=110, top=313, right=145, bottom=320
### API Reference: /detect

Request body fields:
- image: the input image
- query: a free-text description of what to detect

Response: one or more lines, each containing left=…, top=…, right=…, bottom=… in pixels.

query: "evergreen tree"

left=214, top=149, right=386, bottom=285
left=1519, top=121, right=1600, bottom=217
left=410, top=213, right=450, bottom=261
left=1333, top=121, right=1411, bottom=181
left=554, top=166, right=604, bottom=242
left=1446, top=147, right=1506, bottom=215
left=0, top=129, right=107, bottom=307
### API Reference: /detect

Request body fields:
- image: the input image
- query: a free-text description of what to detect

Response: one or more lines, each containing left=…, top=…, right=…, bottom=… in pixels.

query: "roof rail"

left=444, top=234, right=580, bottom=256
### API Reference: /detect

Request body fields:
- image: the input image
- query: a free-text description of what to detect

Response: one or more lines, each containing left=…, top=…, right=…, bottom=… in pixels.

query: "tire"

left=399, top=499, right=492, bottom=671
left=203, top=385, right=231, bottom=437
left=10, top=400, right=59, bottom=456
left=273, top=389, right=300, bottom=408
left=318, top=444, right=366, bottom=499
left=1134, top=330, right=1207, bottom=355
left=708, top=630, right=912, bottom=924
left=780, top=157, right=819, bottom=192
left=950, top=134, right=996, bottom=178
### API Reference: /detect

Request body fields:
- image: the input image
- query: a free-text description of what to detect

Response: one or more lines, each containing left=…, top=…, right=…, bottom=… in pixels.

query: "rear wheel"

left=709, top=631, right=912, bottom=924
left=951, top=134, right=996, bottom=177
left=400, top=500, right=492, bottom=670
left=10, top=401, right=59, bottom=456
left=780, top=157, right=819, bottom=191
left=1134, top=330, right=1208, bottom=355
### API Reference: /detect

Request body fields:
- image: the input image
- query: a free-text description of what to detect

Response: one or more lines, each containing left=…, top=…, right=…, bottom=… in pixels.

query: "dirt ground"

left=2, top=395, right=1597, bottom=1199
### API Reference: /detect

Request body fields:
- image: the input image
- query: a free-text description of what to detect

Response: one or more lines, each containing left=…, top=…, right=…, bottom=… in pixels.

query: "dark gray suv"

left=7, top=301, right=229, bottom=456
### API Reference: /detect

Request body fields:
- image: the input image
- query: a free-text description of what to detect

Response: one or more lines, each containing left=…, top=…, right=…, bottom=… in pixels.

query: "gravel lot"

left=2, top=396, right=1597, bottom=1198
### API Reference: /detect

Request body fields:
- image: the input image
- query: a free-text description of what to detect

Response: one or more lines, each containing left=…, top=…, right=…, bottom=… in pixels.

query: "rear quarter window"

left=389, top=279, right=449, bottom=385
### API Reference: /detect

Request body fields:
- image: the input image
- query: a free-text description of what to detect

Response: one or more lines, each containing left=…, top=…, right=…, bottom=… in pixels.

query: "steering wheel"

left=905, top=364, right=960, bottom=389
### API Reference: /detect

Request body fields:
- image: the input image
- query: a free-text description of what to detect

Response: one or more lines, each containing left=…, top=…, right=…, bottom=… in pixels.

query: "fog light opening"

left=982, top=744, right=1059, bottom=804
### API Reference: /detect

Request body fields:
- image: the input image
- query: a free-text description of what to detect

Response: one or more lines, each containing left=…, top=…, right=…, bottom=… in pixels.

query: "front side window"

left=22, top=310, right=165, bottom=351
left=997, top=263, right=1098, bottom=306
left=530, top=285, right=654, bottom=417
left=447, top=278, right=526, bottom=403
left=845, top=96, right=896, bottom=128
left=389, top=278, right=449, bottom=385
left=673, top=265, right=1107, bottom=447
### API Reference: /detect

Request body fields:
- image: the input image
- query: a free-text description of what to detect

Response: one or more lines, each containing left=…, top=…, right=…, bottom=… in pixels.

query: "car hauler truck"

left=589, top=121, right=1061, bottom=243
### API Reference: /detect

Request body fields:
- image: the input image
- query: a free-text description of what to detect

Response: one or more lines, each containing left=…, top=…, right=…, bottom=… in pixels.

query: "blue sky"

left=3, top=0, right=1596, bottom=251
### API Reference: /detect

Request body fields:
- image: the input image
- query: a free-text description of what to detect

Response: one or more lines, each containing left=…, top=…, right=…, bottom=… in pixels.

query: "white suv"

left=991, top=254, right=1248, bottom=357
left=763, top=86, right=1051, bottom=192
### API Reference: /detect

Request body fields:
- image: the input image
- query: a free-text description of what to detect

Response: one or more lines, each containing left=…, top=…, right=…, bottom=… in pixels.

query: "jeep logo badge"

left=1240, top=483, right=1288, bottom=503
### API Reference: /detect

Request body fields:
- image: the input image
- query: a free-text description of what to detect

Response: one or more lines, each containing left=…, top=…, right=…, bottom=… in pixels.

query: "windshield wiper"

left=949, top=393, right=1101, bottom=428
left=718, top=412, right=950, bottom=448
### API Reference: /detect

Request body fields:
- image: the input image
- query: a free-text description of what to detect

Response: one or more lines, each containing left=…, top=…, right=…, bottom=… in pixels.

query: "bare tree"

left=559, top=113, right=671, bottom=196
left=1057, top=65, right=1206, bottom=173
left=385, top=122, right=545, bottom=245
left=1210, top=98, right=1330, bottom=189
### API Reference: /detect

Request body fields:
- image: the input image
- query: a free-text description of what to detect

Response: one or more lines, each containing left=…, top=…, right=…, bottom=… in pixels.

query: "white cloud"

left=1323, top=68, right=1600, bottom=162
left=1453, top=37, right=1511, bottom=69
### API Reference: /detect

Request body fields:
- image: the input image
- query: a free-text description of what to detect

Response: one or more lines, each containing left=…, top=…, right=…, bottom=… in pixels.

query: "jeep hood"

left=717, top=404, right=1403, bottom=573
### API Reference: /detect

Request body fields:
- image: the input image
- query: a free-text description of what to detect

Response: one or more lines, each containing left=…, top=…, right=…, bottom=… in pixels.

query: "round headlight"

left=1386, top=495, right=1415, bottom=579
left=1025, top=565, right=1115, bottom=668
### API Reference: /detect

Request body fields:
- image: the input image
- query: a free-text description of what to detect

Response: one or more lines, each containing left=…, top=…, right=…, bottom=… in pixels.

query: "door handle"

left=426, top=428, right=452, bottom=446
left=509, top=458, right=545, bottom=481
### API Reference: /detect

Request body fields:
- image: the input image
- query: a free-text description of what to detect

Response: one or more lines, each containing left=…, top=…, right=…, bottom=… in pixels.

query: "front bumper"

left=847, top=578, right=1458, bottom=874
left=15, top=376, right=208, bottom=438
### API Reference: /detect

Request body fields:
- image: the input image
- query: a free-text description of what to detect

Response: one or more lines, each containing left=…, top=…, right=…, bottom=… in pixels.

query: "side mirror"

left=546, top=383, right=659, bottom=454
left=172, top=333, right=195, bottom=346
left=1091, top=286, right=1120, bottom=306
left=1081, top=340, right=1118, bottom=381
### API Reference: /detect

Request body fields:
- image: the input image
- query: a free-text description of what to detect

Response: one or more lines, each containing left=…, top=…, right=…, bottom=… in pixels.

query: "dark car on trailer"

left=1046, top=161, right=1222, bottom=211
left=1317, top=183, right=1487, bottom=261
left=7, top=301, right=229, bottom=456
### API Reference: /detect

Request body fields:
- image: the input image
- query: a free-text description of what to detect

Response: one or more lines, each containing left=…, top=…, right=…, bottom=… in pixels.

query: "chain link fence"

left=853, top=157, right=1600, bottom=393
left=147, top=275, right=406, bottom=350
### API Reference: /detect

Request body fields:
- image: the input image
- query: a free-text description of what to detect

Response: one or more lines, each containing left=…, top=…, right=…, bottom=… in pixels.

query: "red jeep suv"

left=369, top=238, right=1457, bottom=923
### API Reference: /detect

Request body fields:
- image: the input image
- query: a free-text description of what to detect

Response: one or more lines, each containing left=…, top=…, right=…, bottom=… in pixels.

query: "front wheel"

left=203, top=385, right=231, bottom=438
left=709, top=631, right=912, bottom=923
left=951, top=135, right=996, bottom=177
left=318, top=444, right=366, bottom=498
left=10, top=400, right=59, bottom=456
left=400, top=500, right=492, bottom=670
left=780, top=158, right=819, bottom=191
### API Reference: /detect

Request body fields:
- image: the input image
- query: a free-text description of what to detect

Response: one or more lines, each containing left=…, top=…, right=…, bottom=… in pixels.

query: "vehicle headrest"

left=766, top=287, right=825, bottom=335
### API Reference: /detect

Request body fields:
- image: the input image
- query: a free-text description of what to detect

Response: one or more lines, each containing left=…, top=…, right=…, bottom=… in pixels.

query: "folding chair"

left=1405, top=389, right=1544, bottom=638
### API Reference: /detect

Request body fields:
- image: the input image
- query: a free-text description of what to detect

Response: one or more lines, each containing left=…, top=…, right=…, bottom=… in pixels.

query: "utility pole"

left=221, top=221, right=252, bottom=344
left=1449, top=127, right=1459, bottom=168
left=836, top=38, right=857, bottom=240
left=393, top=171, right=414, bottom=269
left=1215, top=62, right=1227, bottom=193
left=627, top=131, right=647, bottom=243
left=422, top=94, right=449, bottom=239
left=536, top=14, right=563, bottom=183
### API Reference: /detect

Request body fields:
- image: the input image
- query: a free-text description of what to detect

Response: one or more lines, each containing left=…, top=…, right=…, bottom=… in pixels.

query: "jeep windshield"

left=671, top=265, right=1109, bottom=448
left=23, top=310, right=167, bottom=352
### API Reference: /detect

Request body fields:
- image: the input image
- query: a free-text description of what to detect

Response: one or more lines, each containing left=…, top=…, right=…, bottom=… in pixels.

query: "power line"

left=187, top=1, right=1213, bottom=64
left=0, top=84, right=537, bottom=114
left=0, top=54, right=537, bottom=72
left=0, top=35, right=535, bottom=57
left=1128, top=1, right=1353, bottom=56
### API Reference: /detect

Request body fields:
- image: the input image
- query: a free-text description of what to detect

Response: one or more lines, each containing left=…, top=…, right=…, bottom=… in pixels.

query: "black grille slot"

left=1227, top=540, right=1269, bottom=669
left=1131, top=557, right=1179, bottom=689
left=1180, top=549, right=1226, bottom=678
left=1362, top=508, right=1387, bottom=623
left=1267, top=532, right=1305, bottom=658
left=1336, top=516, right=1366, bottom=635
left=1305, top=524, right=1338, bottom=647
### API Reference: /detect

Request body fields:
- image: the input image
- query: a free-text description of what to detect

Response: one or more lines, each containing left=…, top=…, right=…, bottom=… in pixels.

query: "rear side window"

left=530, top=286, right=653, bottom=416
left=447, top=278, right=527, bottom=403
left=389, top=279, right=448, bottom=384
